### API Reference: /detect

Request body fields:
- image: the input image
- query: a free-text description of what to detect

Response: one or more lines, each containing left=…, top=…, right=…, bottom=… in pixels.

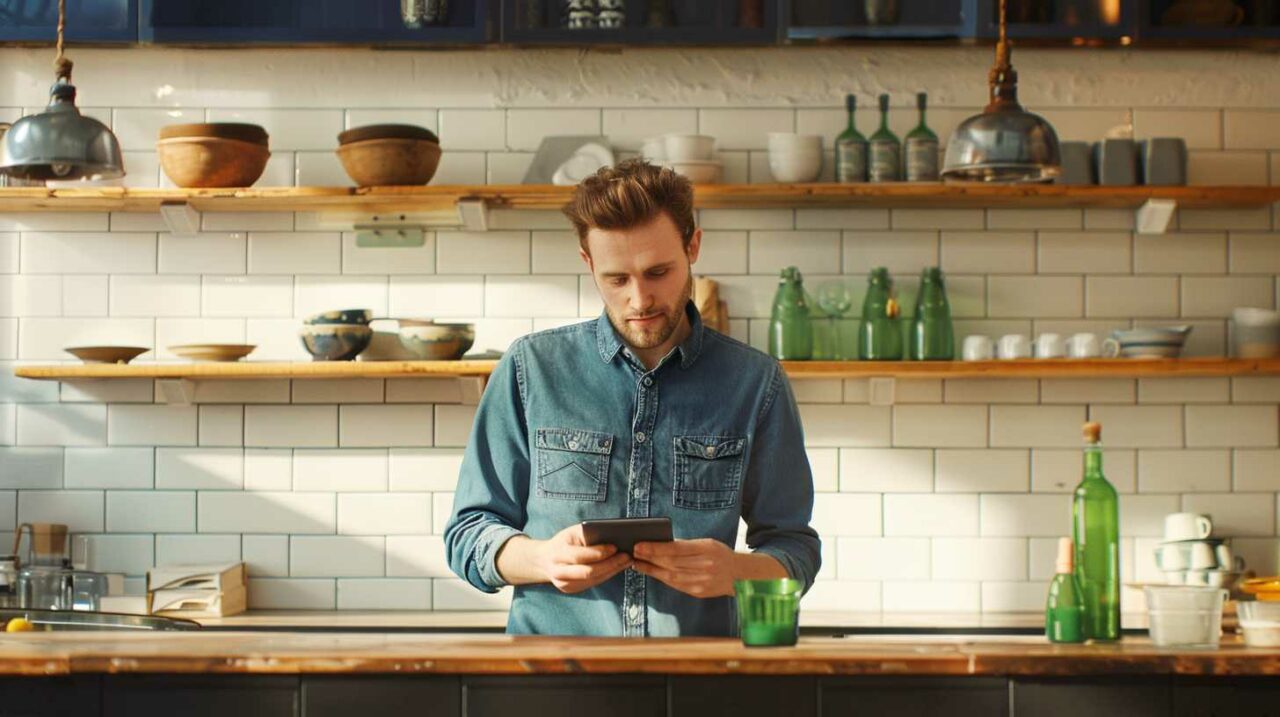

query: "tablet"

left=580, top=517, right=673, bottom=555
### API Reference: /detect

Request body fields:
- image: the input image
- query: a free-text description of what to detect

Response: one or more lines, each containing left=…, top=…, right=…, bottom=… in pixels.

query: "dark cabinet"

left=0, top=676, right=101, bottom=717
left=0, top=0, right=135, bottom=42
left=670, top=676, right=818, bottom=717
left=975, top=0, right=1136, bottom=39
left=463, top=676, right=666, bottom=717
left=501, top=0, right=778, bottom=44
left=822, top=676, right=1010, bottom=716
left=103, top=675, right=300, bottom=717
left=786, top=0, right=976, bottom=40
left=139, top=0, right=489, bottom=44
left=1012, top=677, right=1171, bottom=717
left=1173, top=678, right=1280, bottom=717
left=302, top=676, right=461, bottom=717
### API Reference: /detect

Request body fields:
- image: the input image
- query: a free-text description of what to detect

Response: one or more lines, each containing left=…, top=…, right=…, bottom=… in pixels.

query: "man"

left=444, top=159, right=820, bottom=637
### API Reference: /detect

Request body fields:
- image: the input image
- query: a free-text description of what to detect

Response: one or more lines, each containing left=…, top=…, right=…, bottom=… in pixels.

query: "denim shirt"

left=444, top=302, right=820, bottom=637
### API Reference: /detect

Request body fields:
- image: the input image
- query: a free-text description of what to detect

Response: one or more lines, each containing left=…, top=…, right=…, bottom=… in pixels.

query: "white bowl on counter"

left=1238, top=601, right=1280, bottom=647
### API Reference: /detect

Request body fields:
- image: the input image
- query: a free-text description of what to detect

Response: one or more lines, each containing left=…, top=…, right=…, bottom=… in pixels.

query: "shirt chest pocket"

left=535, top=428, right=613, bottom=502
left=673, top=435, right=746, bottom=510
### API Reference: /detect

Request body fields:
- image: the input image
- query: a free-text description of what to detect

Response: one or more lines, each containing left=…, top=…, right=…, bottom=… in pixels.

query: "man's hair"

left=562, top=158, right=696, bottom=254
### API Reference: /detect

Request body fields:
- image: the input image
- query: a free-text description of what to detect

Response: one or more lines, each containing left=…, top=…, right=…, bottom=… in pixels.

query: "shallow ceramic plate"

left=168, top=344, right=257, bottom=362
left=64, top=346, right=149, bottom=364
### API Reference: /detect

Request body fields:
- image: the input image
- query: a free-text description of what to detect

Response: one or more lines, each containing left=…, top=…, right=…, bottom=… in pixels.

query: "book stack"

left=147, top=563, right=247, bottom=618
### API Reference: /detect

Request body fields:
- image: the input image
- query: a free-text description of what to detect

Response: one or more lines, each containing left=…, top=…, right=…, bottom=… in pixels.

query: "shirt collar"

left=595, top=300, right=706, bottom=370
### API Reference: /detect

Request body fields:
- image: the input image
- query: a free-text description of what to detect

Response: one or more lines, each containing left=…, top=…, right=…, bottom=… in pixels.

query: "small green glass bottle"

left=768, top=266, right=813, bottom=360
left=1073, top=422, right=1121, bottom=642
left=910, top=267, right=954, bottom=361
left=1046, top=537, right=1085, bottom=644
left=835, top=93, right=868, bottom=183
left=858, top=267, right=903, bottom=360
left=868, top=94, right=901, bottom=183
left=904, top=92, right=940, bottom=182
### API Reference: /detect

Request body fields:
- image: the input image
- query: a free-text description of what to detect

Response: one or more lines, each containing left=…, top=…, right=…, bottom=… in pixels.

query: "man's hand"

left=530, top=523, right=633, bottom=594
left=631, top=539, right=737, bottom=598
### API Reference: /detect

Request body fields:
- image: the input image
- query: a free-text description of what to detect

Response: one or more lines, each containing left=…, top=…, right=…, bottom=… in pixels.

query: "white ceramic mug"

left=1184, top=569, right=1210, bottom=586
left=1189, top=541, right=1217, bottom=570
left=962, top=335, right=994, bottom=361
left=1164, top=512, right=1213, bottom=542
left=1101, top=337, right=1123, bottom=357
left=997, top=334, right=1031, bottom=360
left=1158, top=543, right=1188, bottom=571
left=1215, top=544, right=1244, bottom=572
left=1164, top=570, right=1187, bottom=586
left=1035, top=333, right=1065, bottom=358
left=1067, top=333, right=1100, bottom=358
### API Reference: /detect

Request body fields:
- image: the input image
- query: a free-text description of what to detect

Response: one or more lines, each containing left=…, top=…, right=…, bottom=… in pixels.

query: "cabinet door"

left=463, top=676, right=666, bottom=717
left=671, top=676, right=818, bottom=717
left=0, top=0, right=135, bottom=42
left=0, top=675, right=101, bottom=716
left=1174, top=677, right=1280, bottom=717
left=104, top=675, right=300, bottom=717
left=975, top=0, right=1136, bottom=39
left=821, top=677, right=1009, bottom=716
left=303, top=676, right=461, bottom=717
left=1011, top=677, right=1169, bottom=717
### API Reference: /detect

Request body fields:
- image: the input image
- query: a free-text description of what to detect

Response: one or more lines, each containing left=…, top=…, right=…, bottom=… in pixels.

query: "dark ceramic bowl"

left=303, top=309, right=374, bottom=326
left=299, top=324, right=373, bottom=361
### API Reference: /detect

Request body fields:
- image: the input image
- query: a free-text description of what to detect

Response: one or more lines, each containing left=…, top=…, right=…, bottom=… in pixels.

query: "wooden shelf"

left=14, top=358, right=1280, bottom=382
left=0, top=184, right=1276, bottom=214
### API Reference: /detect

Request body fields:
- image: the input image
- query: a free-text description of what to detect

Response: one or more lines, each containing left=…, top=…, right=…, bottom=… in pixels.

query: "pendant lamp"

left=0, top=0, right=124, bottom=182
left=941, top=0, right=1060, bottom=183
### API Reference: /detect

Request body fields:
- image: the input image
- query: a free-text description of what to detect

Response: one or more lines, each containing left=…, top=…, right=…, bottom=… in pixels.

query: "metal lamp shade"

left=0, top=82, right=124, bottom=181
left=941, top=108, right=1061, bottom=183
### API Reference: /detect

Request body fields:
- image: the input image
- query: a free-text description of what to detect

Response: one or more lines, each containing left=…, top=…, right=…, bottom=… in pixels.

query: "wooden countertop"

left=0, top=632, right=1277, bottom=677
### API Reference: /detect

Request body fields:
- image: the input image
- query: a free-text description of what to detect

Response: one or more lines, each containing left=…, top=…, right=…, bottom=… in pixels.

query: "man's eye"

left=610, top=277, right=627, bottom=287
left=649, top=269, right=668, bottom=278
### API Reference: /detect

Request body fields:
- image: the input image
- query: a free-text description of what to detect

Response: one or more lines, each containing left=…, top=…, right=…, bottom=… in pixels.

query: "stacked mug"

left=1155, top=512, right=1244, bottom=588
left=962, top=332, right=1103, bottom=360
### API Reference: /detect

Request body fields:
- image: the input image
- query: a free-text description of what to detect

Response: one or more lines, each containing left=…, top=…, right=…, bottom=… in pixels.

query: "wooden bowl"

left=158, top=137, right=270, bottom=188
left=159, top=123, right=269, bottom=145
left=336, top=138, right=442, bottom=187
left=338, top=124, right=438, bottom=145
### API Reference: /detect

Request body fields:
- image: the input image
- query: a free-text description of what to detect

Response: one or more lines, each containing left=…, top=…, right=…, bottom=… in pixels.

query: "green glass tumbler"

left=734, top=578, right=802, bottom=647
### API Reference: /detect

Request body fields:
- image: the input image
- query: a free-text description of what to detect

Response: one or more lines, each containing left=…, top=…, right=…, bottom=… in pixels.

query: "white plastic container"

left=1237, top=601, right=1280, bottom=648
left=1144, top=585, right=1226, bottom=648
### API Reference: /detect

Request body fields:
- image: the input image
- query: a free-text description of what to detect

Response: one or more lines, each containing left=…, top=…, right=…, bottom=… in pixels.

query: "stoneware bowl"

left=1103, top=326, right=1192, bottom=358
left=338, top=124, right=438, bottom=145
left=666, top=160, right=722, bottom=184
left=336, top=138, right=442, bottom=187
left=304, top=309, right=374, bottom=326
left=768, top=150, right=823, bottom=183
left=159, top=122, right=269, bottom=145
left=398, top=322, right=476, bottom=361
left=157, top=137, right=270, bottom=188
left=662, top=134, right=716, bottom=162
left=64, top=346, right=149, bottom=364
left=299, top=324, right=373, bottom=361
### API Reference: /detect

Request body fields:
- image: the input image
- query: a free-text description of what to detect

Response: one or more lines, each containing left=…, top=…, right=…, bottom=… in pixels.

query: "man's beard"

left=607, top=274, right=693, bottom=351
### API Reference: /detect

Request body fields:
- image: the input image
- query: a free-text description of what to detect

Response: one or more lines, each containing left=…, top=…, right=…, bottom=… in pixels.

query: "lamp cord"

left=54, top=0, right=72, bottom=81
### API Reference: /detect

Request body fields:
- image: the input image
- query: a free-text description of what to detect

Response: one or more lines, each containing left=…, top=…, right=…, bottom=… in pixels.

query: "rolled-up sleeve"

left=741, top=363, right=822, bottom=593
left=443, top=341, right=531, bottom=593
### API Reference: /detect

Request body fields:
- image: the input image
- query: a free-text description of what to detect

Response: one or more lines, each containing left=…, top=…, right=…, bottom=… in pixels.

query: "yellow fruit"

left=5, top=617, right=34, bottom=632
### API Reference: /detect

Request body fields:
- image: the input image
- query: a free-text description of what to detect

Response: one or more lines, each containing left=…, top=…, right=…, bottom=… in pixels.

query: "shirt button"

left=568, top=441, right=578, bottom=450
left=643, top=376, right=653, bottom=387
left=628, top=605, right=641, bottom=620
left=635, top=432, right=646, bottom=443
left=706, top=446, right=717, bottom=457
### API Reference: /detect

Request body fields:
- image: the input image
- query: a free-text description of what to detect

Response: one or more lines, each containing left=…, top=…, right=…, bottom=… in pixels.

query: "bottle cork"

left=1082, top=421, right=1101, bottom=444
left=1055, top=536, right=1074, bottom=574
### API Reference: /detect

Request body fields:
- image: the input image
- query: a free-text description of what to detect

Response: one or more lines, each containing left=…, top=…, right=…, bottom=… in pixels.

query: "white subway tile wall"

left=0, top=47, right=1278, bottom=615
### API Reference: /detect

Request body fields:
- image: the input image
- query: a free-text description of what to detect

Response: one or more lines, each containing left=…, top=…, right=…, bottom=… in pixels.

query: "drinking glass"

left=816, top=281, right=855, bottom=360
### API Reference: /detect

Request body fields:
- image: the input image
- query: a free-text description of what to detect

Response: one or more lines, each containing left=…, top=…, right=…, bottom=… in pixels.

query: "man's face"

left=580, top=213, right=701, bottom=351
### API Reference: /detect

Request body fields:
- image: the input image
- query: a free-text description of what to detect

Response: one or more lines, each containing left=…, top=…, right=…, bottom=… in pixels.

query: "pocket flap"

left=674, top=435, right=746, bottom=460
left=536, top=427, right=613, bottom=455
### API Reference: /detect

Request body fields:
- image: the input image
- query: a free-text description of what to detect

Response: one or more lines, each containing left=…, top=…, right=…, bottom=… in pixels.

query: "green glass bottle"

left=769, top=266, right=813, bottom=360
left=909, top=267, right=954, bottom=361
left=1046, top=537, right=1085, bottom=644
left=868, top=94, right=901, bottom=183
left=835, top=94, right=868, bottom=183
left=904, top=92, right=940, bottom=182
left=1073, top=422, right=1120, bottom=641
left=858, top=267, right=903, bottom=360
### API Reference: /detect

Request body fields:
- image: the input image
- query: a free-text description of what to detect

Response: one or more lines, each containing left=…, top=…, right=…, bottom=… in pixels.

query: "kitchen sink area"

left=0, top=609, right=200, bottom=632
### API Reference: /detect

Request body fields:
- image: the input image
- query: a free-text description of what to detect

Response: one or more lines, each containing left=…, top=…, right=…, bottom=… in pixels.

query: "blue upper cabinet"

left=502, top=0, right=778, bottom=45
left=785, top=0, right=976, bottom=40
left=0, top=0, right=136, bottom=43
left=974, top=0, right=1136, bottom=40
left=139, top=0, right=490, bottom=44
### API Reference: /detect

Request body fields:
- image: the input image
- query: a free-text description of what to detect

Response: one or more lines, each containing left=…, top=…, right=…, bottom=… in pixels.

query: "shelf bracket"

left=456, top=199, right=489, bottom=232
left=159, top=202, right=201, bottom=235
left=1136, top=199, right=1177, bottom=235
left=156, top=379, right=196, bottom=405
left=868, top=377, right=896, bottom=406
left=458, top=376, right=487, bottom=405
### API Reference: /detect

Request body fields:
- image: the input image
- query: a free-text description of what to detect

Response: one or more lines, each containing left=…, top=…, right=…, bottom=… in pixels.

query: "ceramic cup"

left=962, top=335, right=994, bottom=361
left=1205, top=570, right=1229, bottom=588
left=997, top=334, right=1031, bottom=360
left=1184, top=569, right=1210, bottom=586
left=1158, top=543, right=1189, bottom=571
left=1165, top=512, right=1213, bottom=542
left=1035, top=333, right=1065, bottom=358
left=1164, top=570, right=1187, bottom=586
left=1189, top=541, right=1217, bottom=570
left=1067, top=333, right=1101, bottom=358
left=1215, top=544, right=1238, bottom=571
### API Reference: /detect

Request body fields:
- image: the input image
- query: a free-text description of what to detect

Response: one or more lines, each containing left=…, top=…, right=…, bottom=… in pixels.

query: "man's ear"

left=579, top=244, right=593, bottom=272
left=686, top=228, right=702, bottom=265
